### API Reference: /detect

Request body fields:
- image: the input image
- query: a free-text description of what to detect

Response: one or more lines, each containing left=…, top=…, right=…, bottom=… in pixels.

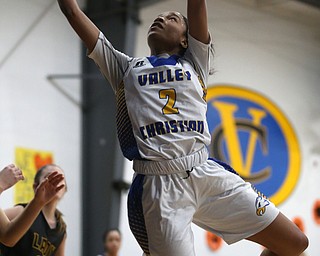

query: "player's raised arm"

left=187, top=0, right=210, bottom=44
left=57, top=0, right=100, bottom=53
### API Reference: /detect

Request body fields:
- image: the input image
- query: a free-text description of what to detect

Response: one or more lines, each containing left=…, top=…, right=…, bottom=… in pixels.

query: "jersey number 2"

left=159, top=89, right=179, bottom=115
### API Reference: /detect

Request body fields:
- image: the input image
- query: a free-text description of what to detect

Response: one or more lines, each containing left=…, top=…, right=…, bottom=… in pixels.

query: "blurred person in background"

left=96, top=228, right=122, bottom=256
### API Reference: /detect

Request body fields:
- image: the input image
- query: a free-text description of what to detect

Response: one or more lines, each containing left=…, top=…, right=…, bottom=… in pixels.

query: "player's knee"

left=289, top=232, right=309, bottom=255
left=297, top=233, right=309, bottom=254
left=268, top=233, right=308, bottom=256
left=275, top=232, right=308, bottom=256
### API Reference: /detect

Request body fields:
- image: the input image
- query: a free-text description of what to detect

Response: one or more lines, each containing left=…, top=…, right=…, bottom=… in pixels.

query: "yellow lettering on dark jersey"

left=32, top=232, right=56, bottom=256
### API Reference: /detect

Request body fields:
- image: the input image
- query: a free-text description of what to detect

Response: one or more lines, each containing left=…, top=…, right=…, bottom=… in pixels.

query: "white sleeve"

left=184, top=33, right=214, bottom=84
left=88, top=31, right=132, bottom=93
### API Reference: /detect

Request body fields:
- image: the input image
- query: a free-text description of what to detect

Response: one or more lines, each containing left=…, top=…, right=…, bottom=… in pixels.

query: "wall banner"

left=206, top=85, right=301, bottom=205
left=14, top=147, right=54, bottom=204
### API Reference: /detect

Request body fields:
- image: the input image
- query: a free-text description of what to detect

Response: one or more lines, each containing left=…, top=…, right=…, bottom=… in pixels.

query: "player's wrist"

left=30, top=195, right=46, bottom=208
left=0, top=182, right=5, bottom=194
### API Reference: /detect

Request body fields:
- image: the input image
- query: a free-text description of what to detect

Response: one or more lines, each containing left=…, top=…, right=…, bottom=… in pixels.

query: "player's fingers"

left=8, top=163, right=16, bottom=168
left=13, top=167, right=24, bottom=181
left=36, top=177, right=49, bottom=190
left=55, top=184, right=65, bottom=192
left=46, top=171, right=59, bottom=180
left=17, top=168, right=24, bottom=180
left=18, top=173, right=25, bottom=181
left=49, top=174, right=64, bottom=186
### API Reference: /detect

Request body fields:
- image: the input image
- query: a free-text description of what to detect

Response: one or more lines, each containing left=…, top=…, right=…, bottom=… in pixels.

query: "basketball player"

left=57, top=0, right=308, bottom=255
left=0, top=164, right=64, bottom=247
left=0, top=164, right=67, bottom=255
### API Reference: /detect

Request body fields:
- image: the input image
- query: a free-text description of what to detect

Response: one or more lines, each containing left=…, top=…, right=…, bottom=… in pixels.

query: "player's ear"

left=181, top=38, right=188, bottom=49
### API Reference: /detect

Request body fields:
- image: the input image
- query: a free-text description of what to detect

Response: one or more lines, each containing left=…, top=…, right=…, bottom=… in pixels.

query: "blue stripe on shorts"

left=127, top=174, right=150, bottom=254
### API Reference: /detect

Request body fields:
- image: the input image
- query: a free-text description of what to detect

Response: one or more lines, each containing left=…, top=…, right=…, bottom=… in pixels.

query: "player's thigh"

left=144, top=210, right=196, bottom=256
left=193, top=161, right=279, bottom=244
left=141, top=174, right=197, bottom=256
left=247, top=212, right=308, bottom=255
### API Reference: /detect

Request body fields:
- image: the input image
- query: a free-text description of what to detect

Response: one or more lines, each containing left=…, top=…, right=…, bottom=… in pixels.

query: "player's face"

left=147, top=11, right=187, bottom=55
left=39, top=166, right=67, bottom=200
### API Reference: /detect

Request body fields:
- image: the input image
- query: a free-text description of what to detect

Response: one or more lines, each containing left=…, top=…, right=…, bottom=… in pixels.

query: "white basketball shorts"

left=128, top=157, right=279, bottom=256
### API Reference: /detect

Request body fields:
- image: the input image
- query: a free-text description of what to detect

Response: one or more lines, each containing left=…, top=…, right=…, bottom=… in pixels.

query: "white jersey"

left=89, top=32, right=214, bottom=161
left=89, top=33, right=280, bottom=256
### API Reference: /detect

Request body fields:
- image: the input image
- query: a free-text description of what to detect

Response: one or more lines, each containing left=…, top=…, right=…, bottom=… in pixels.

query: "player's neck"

left=42, top=199, right=58, bottom=218
left=150, top=46, right=181, bottom=57
left=105, top=252, right=118, bottom=256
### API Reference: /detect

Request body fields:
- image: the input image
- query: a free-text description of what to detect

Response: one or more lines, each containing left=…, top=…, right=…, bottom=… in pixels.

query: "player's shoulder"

left=130, top=57, right=149, bottom=69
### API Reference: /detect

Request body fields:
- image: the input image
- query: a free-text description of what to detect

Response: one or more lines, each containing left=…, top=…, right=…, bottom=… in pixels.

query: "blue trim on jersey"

left=116, top=83, right=142, bottom=160
left=147, top=55, right=180, bottom=67
left=127, top=174, right=150, bottom=255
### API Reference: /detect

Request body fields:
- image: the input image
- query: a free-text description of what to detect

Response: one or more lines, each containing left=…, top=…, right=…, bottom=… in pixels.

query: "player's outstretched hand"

left=0, top=164, right=24, bottom=193
left=33, top=171, right=65, bottom=206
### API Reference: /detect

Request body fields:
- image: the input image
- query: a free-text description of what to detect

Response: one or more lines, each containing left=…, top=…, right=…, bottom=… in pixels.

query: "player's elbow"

left=0, top=236, right=18, bottom=247
left=0, top=230, right=20, bottom=247
left=57, top=1, right=79, bottom=19
left=60, top=5, right=76, bottom=19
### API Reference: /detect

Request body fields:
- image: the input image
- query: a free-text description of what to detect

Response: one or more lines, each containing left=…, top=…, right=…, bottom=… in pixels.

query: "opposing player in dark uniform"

left=57, top=0, right=308, bottom=255
left=0, top=164, right=67, bottom=256
left=0, top=164, right=64, bottom=248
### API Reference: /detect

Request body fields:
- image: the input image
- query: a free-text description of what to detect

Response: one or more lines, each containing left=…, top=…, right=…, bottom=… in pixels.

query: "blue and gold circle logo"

left=207, top=85, right=301, bottom=205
